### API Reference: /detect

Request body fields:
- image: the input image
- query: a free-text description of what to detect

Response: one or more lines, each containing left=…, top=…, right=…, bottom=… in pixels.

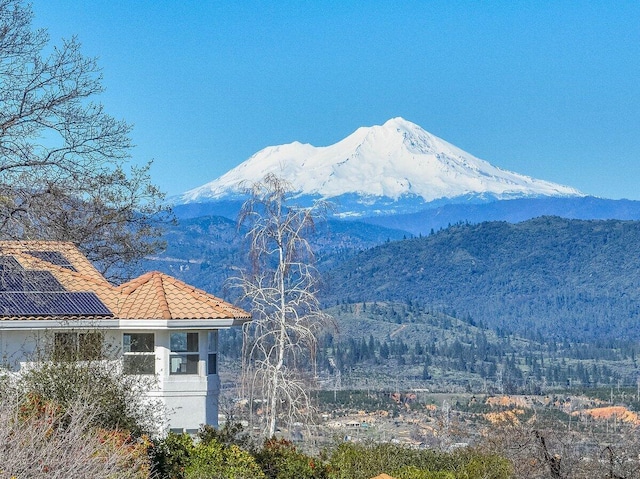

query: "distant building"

left=0, top=241, right=251, bottom=434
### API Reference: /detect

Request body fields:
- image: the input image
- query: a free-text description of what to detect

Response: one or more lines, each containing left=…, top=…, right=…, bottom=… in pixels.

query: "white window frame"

left=208, top=331, right=218, bottom=375
left=170, top=331, right=199, bottom=375
left=123, top=332, right=155, bottom=375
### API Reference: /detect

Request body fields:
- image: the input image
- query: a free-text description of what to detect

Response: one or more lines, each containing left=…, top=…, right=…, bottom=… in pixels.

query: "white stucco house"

left=0, top=241, right=251, bottom=434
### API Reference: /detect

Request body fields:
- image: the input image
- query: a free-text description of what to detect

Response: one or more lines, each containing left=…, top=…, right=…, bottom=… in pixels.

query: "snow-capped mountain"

left=179, top=117, right=582, bottom=217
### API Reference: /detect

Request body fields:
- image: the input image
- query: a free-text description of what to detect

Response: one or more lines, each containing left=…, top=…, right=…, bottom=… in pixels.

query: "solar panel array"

left=0, top=270, right=65, bottom=292
left=0, top=292, right=113, bottom=316
left=0, top=253, right=113, bottom=317
left=25, top=250, right=77, bottom=271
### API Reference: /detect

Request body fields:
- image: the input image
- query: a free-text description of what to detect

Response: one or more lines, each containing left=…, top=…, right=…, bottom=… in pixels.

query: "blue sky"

left=31, top=1, right=640, bottom=199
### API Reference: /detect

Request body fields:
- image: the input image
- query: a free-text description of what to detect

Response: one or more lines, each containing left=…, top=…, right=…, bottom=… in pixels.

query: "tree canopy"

left=0, top=0, right=168, bottom=280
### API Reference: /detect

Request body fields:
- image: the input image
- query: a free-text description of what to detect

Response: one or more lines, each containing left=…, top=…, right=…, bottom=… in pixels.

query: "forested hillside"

left=323, top=217, right=640, bottom=342
left=219, top=299, right=640, bottom=393
left=146, top=215, right=640, bottom=344
left=141, top=215, right=407, bottom=296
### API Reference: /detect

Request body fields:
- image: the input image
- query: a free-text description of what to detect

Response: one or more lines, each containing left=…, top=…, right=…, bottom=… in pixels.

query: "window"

left=208, top=331, right=218, bottom=375
left=123, top=333, right=155, bottom=374
left=170, top=332, right=199, bottom=375
left=53, top=332, right=103, bottom=360
left=54, top=332, right=76, bottom=360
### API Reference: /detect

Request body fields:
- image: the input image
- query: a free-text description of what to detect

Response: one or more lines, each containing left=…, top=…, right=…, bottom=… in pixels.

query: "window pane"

left=78, top=333, right=103, bottom=360
left=170, top=353, right=199, bottom=374
left=187, top=332, right=198, bottom=352
left=208, top=353, right=217, bottom=375
left=54, top=333, right=77, bottom=360
left=208, top=331, right=218, bottom=353
left=123, top=333, right=154, bottom=353
left=170, top=332, right=198, bottom=352
left=123, top=354, right=155, bottom=375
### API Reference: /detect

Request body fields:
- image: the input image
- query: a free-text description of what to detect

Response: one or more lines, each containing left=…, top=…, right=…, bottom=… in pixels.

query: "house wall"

left=0, top=329, right=44, bottom=368
left=0, top=329, right=121, bottom=370
left=0, top=327, right=223, bottom=434
left=150, top=329, right=221, bottom=433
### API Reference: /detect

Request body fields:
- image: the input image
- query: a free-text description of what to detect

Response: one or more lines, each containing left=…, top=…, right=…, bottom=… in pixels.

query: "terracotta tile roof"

left=115, top=272, right=251, bottom=320
left=370, top=475, right=397, bottom=479
left=0, top=241, right=250, bottom=322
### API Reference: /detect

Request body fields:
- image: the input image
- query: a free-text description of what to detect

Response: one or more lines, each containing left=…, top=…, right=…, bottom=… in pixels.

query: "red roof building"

left=0, top=241, right=251, bottom=433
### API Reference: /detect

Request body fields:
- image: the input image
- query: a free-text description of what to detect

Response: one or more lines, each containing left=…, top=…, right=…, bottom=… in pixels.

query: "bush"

left=150, top=431, right=264, bottom=479
left=186, top=440, right=265, bottom=479
left=255, top=437, right=328, bottom=479
left=327, top=443, right=511, bottom=479
left=17, top=359, right=160, bottom=437
left=395, top=467, right=455, bottom=479
left=0, top=391, right=150, bottom=478
left=150, top=432, right=195, bottom=479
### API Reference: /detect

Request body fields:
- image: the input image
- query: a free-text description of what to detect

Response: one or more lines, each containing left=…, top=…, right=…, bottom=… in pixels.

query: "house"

left=0, top=241, right=251, bottom=434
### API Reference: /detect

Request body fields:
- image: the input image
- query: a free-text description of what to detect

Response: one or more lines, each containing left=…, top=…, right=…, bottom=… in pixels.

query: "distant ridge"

left=177, top=118, right=582, bottom=217
left=360, top=196, right=640, bottom=236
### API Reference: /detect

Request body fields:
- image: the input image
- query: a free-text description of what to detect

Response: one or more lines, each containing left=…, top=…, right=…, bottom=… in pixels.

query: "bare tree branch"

left=234, top=173, right=334, bottom=438
left=0, top=0, right=169, bottom=280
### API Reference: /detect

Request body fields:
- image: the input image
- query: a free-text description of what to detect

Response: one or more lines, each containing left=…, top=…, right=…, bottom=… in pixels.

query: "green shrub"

left=394, top=466, right=455, bottom=479
left=255, top=437, right=328, bottom=479
left=455, top=452, right=512, bottom=479
left=185, top=439, right=264, bottom=479
left=17, top=359, right=160, bottom=437
left=150, top=432, right=264, bottom=479
left=150, top=432, right=195, bottom=479
left=327, top=443, right=511, bottom=479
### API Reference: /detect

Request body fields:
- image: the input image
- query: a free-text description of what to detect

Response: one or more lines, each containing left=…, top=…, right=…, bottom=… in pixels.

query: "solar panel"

left=0, top=270, right=65, bottom=292
left=24, top=251, right=77, bottom=271
left=0, top=256, right=23, bottom=271
left=0, top=292, right=113, bottom=317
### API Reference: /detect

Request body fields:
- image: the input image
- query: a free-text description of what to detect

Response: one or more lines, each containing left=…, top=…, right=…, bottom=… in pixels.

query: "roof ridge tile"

left=153, top=273, right=172, bottom=319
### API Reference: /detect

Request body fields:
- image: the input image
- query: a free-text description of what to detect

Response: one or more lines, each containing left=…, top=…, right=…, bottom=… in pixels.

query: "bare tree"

left=236, top=174, right=332, bottom=438
left=485, top=416, right=640, bottom=479
left=0, top=378, right=151, bottom=478
left=0, top=0, right=168, bottom=280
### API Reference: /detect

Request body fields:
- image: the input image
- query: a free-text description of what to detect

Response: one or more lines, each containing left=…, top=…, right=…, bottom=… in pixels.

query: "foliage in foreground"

left=16, top=358, right=161, bottom=438
left=0, top=387, right=150, bottom=478
left=150, top=427, right=511, bottom=479
left=327, top=442, right=511, bottom=479
left=150, top=426, right=264, bottom=479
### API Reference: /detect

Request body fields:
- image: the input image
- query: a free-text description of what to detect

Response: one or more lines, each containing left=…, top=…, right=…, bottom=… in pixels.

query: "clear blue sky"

left=31, top=1, right=640, bottom=199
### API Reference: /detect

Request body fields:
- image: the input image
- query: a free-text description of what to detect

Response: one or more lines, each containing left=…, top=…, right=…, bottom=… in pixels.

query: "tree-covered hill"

left=314, top=301, right=639, bottom=393
left=322, top=217, right=640, bottom=342
left=140, top=215, right=407, bottom=297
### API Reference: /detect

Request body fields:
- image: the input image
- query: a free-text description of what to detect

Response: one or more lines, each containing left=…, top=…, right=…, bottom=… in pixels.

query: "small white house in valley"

left=0, top=241, right=251, bottom=434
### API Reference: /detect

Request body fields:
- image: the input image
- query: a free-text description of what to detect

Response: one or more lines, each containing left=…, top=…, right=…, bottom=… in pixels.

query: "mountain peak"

left=179, top=119, right=583, bottom=216
left=383, top=116, right=414, bottom=128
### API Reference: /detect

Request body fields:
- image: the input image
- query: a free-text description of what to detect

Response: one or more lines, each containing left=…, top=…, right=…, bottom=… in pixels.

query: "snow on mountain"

left=179, top=118, right=582, bottom=215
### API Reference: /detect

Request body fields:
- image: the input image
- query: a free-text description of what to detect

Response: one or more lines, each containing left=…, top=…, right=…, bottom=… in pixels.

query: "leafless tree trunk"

left=0, top=0, right=168, bottom=281
left=236, top=174, right=332, bottom=438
